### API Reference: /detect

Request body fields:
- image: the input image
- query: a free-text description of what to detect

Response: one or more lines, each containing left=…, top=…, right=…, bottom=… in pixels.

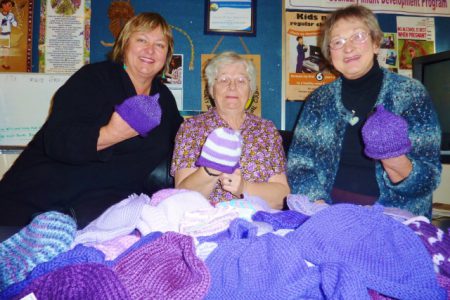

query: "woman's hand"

left=381, top=155, right=413, bottom=183
left=97, top=112, right=138, bottom=150
left=219, top=169, right=245, bottom=198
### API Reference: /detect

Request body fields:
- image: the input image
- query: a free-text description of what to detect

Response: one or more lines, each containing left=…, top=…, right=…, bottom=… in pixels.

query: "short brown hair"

left=110, top=12, right=174, bottom=75
left=320, top=5, right=383, bottom=62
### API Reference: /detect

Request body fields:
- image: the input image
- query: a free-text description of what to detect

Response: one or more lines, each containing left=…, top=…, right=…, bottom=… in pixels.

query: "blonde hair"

left=110, top=12, right=174, bottom=75
left=320, top=5, right=383, bottom=62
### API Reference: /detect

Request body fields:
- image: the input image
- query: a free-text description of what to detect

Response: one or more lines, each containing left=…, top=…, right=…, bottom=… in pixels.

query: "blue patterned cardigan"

left=287, top=68, right=441, bottom=217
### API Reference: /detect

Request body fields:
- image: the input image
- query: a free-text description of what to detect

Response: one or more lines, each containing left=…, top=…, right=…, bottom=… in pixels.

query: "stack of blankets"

left=1, top=189, right=449, bottom=300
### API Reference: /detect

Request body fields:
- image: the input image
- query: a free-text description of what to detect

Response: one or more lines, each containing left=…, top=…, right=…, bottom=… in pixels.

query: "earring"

left=123, top=64, right=127, bottom=70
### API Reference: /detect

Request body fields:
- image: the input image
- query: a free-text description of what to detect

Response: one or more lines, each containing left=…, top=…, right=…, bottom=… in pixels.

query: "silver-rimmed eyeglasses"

left=215, top=76, right=250, bottom=89
left=329, top=31, right=369, bottom=50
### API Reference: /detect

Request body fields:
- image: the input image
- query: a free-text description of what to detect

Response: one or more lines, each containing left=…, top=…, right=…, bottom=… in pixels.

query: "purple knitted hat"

left=114, top=94, right=162, bottom=137
left=112, top=232, right=211, bottom=300
left=195, top=127, right=242, bottom=174
left=15, top=263, right=131, bottom=300
left=203, top=232, right=370, bottom=299
left=289, top=204, right=446, bottom=299
left=362, top=105, right=412, bottom=159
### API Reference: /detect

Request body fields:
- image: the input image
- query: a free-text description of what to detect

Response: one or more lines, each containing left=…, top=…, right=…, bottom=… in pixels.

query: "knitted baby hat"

left=74, top=193, right=149, bottom=246
left=289, top=204, right=446, bottom=299
left=362, top=105, right=412, bottom=159
left=0, top=211, right=76, bottom=291
left=1, top=244, right=106, bottom=300
left=204, top=232, right=327, bottom=299
left=195, top=127, right=242, bottom=174
left=14, top=263, right=131, bottom=300
left=114, top=94, right=162, bottom=137
left=407, top=218, right=450, bottom=277
left=113, top=232, right=211, bottom=300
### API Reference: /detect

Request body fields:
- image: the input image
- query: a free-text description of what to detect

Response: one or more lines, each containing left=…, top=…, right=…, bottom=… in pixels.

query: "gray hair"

left=204, top=51, right=257, bottom=96
left=320, top=5, right=383, bottom=62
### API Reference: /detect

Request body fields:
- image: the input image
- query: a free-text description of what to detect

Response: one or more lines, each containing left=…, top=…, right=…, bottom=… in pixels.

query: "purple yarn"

left=1, top=244, right=106, bottom=299
left=197, top=218, right=257, bottom=244
left=288, top=203, right=446, bottom=299
left=362, top=105, right=412, bottom=159
left=14, top=263, right=131, bottom=300
left=112, top=232, right=210, bottom=300
left=252, top=210, right=309, bottom=230
left=114, top=94, right=162, bottom=137
left=407, top=220, right=450, bottom=277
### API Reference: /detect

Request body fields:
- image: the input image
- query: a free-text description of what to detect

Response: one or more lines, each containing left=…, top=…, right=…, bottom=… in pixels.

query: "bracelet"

left=203, top=166, right=220, bottom=177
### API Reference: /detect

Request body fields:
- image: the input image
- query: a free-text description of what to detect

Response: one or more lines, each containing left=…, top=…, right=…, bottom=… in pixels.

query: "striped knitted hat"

left=0, top=211, right=76, bottom=292
left=195, top=127, right=242, bottom=174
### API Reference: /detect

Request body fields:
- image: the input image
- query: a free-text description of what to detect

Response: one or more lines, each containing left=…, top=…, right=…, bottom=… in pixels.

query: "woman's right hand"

left=97, top=112, right=138, bottom=151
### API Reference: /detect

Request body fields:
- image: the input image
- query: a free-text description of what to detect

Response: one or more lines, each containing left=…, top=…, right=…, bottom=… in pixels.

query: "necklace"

left=349, top=110, right=359, bottom=126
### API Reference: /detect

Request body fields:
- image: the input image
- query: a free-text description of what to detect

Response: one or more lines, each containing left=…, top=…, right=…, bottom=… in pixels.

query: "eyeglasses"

left=329, top=31, right=369, bottom=50
left=215, top=76, right=250, bottom=89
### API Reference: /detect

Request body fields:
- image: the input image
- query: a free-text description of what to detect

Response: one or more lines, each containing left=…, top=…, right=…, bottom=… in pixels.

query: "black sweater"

left=0, top=61, right=183, bottom=226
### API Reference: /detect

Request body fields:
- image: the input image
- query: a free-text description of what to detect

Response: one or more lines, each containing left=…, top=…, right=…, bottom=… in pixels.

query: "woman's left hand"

left=219, top=169, right=245, bottom=198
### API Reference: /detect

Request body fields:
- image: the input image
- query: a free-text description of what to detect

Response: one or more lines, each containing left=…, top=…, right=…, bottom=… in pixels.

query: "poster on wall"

left=285, top=11, right=336, bottom=101
left=377, top=32, right=398, bottom=72
left=0, top=0, right=33, bottom=72
left=397, top=16, right=435, bottom=77
left=163, top=54, right=184, bottom=110
left=200, top=53, right=261, bottom=116
left=39, top=0, right=91, bottom=74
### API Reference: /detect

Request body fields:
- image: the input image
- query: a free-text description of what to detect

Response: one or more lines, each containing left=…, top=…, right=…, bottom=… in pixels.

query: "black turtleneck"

left=333, top=59, right=383, bottom=201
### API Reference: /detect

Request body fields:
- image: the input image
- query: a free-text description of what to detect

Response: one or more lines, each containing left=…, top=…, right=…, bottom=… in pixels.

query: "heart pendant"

left=349, top=116, right=359, bottom=126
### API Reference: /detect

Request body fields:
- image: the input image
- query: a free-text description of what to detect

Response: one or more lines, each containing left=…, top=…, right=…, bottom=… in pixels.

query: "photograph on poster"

left=0, top=0, right=33, bottom=72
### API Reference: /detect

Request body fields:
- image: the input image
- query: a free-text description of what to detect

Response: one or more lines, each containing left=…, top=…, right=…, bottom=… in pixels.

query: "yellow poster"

left=201, top=53, right=261, bottom=116
left=285, top=11, right=336, bottom=101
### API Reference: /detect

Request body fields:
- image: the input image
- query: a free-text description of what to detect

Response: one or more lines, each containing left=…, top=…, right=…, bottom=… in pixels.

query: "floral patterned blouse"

left=170, top=108, right=286, bottom=204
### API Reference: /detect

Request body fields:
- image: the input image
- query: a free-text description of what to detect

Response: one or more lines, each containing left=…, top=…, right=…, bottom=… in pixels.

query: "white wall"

left=0, top=154, right=449, bottom=204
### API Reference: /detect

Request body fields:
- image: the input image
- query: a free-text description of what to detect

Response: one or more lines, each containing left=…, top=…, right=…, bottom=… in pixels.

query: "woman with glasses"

left=287, top=5, right=441, bottom=217
left=171, top=51, right=290, bottom=208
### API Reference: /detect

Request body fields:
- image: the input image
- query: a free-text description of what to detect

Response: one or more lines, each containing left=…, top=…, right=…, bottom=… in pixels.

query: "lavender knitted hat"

left=14, top=263, right=130, bottom=300
left=113, top=232, right=211, bottom=300
left=289, top=204, right=446, bottom=299
left=115, top=94, right=162, bottom=137
left=195, top=127, right=242, bottom=174
left=204, top=232, right=336, bottom=299
left=362, top=105, right=412, bottom=159
left=0, top=211, right=76, bottom=291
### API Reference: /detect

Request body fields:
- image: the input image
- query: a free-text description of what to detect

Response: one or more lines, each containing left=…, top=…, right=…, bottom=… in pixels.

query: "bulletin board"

left=0, top=73, right=69, bottom=148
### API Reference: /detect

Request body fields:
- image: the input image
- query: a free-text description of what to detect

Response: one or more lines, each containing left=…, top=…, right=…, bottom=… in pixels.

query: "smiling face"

left=329, top=18, right=379, bottom=80
left=212, top=62, right=252, bottom=116
left=123, top=26, right=168, bottom=82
